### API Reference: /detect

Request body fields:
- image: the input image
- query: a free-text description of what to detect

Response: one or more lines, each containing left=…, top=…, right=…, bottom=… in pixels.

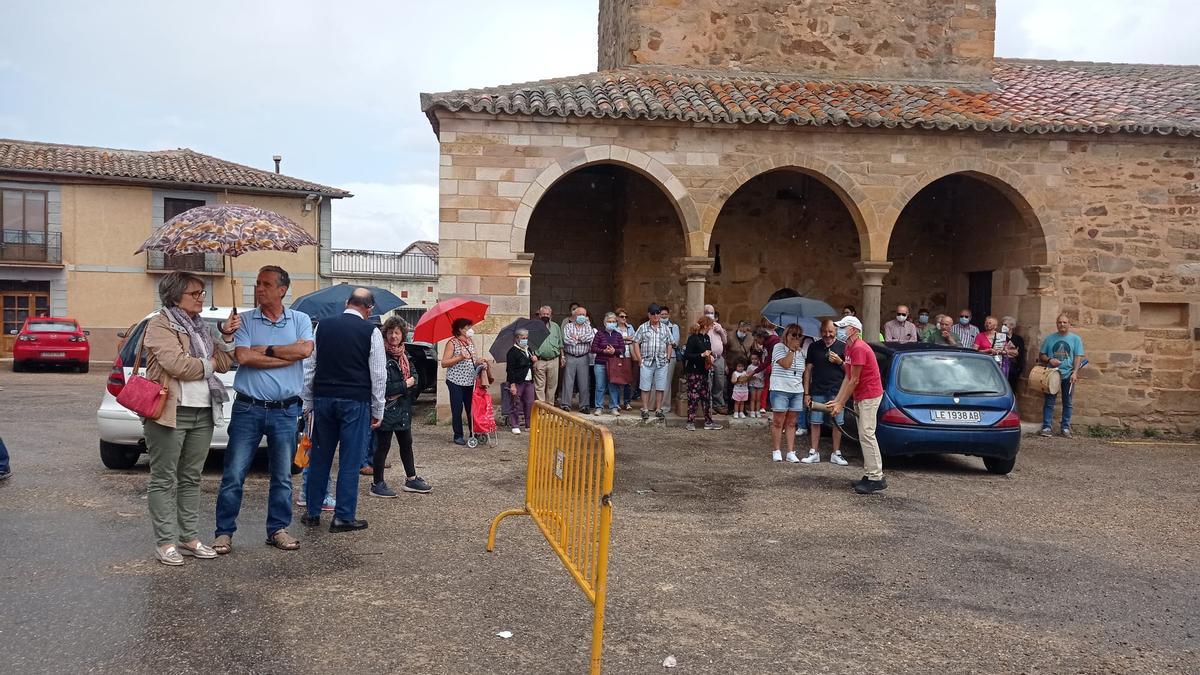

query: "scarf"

left=386, top=341, right=412, bottom=380
left=165, top=307, right=229, bottom=413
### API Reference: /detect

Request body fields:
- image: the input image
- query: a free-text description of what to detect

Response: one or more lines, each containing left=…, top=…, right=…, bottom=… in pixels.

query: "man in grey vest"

left=300, top=288, right=385, bottom=532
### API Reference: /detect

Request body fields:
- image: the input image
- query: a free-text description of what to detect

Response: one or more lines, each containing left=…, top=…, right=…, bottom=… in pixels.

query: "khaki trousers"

left=855, top=395, right=884, bottom=480
left=144, top=406, right=214, bottom=546
left=532, top=356, right=560, bottom=405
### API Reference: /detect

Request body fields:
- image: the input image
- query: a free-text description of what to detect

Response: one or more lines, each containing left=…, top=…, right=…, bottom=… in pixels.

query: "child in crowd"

left=730, top=358, right=756, bottom=418
left=747, top=351, right=766, bottom=418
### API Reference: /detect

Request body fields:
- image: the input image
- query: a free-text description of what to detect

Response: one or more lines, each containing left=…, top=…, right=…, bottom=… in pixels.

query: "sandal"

left=212, top=534, right=232, bottom=555
left=266, top=529, right=300, bottom=551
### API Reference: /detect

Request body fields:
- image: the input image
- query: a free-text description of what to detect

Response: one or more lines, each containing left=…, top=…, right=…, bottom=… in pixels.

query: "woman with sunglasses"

left=614, top=308, right=637, bottom=410
left=141, top=272, right=238, bottom=565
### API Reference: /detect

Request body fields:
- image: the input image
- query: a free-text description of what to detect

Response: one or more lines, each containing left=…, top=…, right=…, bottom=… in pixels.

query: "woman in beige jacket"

left=142, top=272, right=237, bottom=565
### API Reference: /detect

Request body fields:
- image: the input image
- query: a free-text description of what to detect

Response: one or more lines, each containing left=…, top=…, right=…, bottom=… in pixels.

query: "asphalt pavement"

left=0, top=370, right=1197, bottom=673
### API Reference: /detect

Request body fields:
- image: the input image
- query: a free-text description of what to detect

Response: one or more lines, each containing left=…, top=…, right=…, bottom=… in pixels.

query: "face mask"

left=539, top=316, right=550, bottom=323
left=736, top=331, right=745, bottom=339
left=466, top=328, right=475, bottom=337
left=575, top=315, right=587, bottom=325
left=835, top=327, right=848, bottom=341
left=1000, top=325, right=1009, bottom=334
left=918, top=314, right=929, bottom=323
left=605, top=322, right=617, bottom=331
left=896, top=314, right=907, bottom=321
left=519, top=338, right=529, bottom=347
left=705, top=313, right=715, bottom=320
left=959, top=317, right=971, bottom=325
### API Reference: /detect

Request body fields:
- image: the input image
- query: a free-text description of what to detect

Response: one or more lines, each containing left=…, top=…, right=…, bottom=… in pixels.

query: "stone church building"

left=422, top=0, right=1199, bottom=431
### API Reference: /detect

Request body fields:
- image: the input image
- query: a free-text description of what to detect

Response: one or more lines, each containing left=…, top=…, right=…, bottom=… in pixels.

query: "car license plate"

left=930, top=409, right=981, bottom=423
left=41, top=351, right=66, bottom=358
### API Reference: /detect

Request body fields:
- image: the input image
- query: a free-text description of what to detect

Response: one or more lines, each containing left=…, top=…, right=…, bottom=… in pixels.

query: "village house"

left=422, top=0, right=1199, bottom=431
left=328, top=240, right=440, bottom=326
left=0, top=139, right=349, bottom=360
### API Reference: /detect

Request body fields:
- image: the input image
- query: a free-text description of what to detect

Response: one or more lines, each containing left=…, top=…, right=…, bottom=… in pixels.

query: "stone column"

left=854, top=261, right=892, bottom=343
left=682, top=256, right=714, bottom=324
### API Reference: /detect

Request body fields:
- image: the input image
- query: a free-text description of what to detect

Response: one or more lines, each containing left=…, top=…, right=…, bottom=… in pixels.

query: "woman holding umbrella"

left=441, top=318, right=485, bottom=445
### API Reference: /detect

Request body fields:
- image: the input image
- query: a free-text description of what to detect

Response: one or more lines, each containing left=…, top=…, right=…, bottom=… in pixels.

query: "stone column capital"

left=1023, top=264, right=1054, bottom=291
left=508, top=252, right=534, bottom=276
left=682, top=256, right=715, bottom=281
left=853, top=260, right=893, bottom=286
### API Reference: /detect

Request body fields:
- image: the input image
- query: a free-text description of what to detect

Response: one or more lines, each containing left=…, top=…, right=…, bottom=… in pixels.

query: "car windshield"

left=897, top=353, right=1007, bottom=396
left=27, top=321, right=77, bottom=333
left=119, top=318, right=237, bottom=369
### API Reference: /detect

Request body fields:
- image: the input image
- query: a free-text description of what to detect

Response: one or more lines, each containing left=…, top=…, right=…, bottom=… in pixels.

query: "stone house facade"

left=328, top=241, right=439, bottom=326
left=422, top=0, right=1199, bottom=431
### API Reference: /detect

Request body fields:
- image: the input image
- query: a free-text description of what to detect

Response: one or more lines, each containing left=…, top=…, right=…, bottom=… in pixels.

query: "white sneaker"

left=511, top=428, right=521, bottom=435
left=785, top=450, right=801, bottom=463
left=800, top=450, right=820, bottom=464
left=830, top=452, right=849, bottom=466
left=795, top=427, right=807, bottom=437
left=771, top=450, right=783, bottom=462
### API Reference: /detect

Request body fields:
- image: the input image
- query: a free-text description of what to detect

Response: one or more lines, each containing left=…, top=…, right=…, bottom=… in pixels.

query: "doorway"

left=967, top=271, right=993, bottom=328
left=2, top=283, right=51, bottom=356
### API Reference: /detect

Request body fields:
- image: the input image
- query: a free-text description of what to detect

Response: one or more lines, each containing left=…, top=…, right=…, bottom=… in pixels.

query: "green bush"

left=1142, top=427, right=1160, bottom=438
left=1086, top=425, right=1114, bottom=439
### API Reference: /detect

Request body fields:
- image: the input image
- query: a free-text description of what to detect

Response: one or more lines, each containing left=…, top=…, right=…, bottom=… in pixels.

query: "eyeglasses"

left=617, top=315, right=627, bottom=319
left=256, top=312, right=290, bottom=328
left=185, top=290, right=207, bottom=300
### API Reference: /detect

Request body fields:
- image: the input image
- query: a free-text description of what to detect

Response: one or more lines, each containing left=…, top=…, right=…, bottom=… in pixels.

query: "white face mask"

left=705, top=313, right=715, bottom=320
left=1000, top=325, right=1010, bottom=334
left=465, top=328, right=475, bottom=338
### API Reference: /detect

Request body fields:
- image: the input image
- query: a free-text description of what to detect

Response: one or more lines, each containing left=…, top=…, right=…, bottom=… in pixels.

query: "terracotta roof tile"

left=0, top=139, right=351, bottom=197
left=422, top=59, right=1200, bottom=137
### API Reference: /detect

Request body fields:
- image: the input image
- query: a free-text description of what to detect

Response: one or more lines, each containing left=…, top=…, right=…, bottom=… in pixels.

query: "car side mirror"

left=84, top=330, right=91, bottom=336
left=7, top=330, right=16, bottom=335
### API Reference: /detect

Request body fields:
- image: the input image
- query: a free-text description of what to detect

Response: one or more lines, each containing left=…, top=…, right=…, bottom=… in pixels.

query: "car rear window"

left=118, top=318, right=236, bottom=369
left=897, top=353, right=1007, bottom=396
left=27, top=321, right=78, bottom=333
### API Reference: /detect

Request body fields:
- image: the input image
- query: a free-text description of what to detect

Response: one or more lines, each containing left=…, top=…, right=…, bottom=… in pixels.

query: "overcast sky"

left=2, top=1, right=1197, bottom=251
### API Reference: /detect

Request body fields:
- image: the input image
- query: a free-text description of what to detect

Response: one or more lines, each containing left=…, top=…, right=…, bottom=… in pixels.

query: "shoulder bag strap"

left=130, top=317, right=152, bottom=376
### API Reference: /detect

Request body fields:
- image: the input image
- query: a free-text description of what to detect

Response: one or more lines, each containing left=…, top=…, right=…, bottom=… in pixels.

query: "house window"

left=1, top=189, right=54, bottom=263
left=161, top=197, right=207, bottom=271
left=427, top=286, right=434, bottom=292
left=401, top=290, right=409, bottom=298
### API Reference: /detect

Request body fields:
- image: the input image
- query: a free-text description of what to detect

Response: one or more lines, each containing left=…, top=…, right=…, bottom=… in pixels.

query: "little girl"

left=730, top=358, right=756, bottom=418
left=747, top=351, right=766, bottom=418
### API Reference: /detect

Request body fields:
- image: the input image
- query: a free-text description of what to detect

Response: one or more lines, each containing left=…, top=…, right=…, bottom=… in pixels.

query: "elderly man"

left=921, top=314, right=959, bottom=345
left=560, top=305, right=596, bottom=413
left=1038, top=314, right=1085, bottom=438
left=532, top=305, right=562, bottom=404
left=633, top=303, right=674, bottom=420
left=827, top=316, right=887, bottom=494
left=951, top=308, right=980, bottom=347
left=301, top=288, right=385, bottom=533
left=703, top=304, right=729, bottom=413
left=726, top=320, right=755, bottom=363
left=883, top=304, right=919, bottom=343
left=214, top=265, right=312, bottom=554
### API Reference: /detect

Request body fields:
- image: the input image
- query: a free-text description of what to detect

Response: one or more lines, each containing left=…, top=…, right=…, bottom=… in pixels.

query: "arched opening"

left=884, top=172, right=1047, bottom=325
left=707, top=170, right=864, bottom=325
left=525, top=164, right=687, bottom=317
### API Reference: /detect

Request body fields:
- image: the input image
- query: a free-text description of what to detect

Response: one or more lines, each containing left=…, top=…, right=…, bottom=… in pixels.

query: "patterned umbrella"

left=135, top=204, right=317, bottom=257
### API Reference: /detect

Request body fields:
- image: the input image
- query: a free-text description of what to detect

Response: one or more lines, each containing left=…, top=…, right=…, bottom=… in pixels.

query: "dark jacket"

left=378, top=355, right=413, bottom=432
left=683, top=333, right=713, bottom=375
left=506, top=345, right=534, bottom=384
left=590, top=328, right=625, bottom=366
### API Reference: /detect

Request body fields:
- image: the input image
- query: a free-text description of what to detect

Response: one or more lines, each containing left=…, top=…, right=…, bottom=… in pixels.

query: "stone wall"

left=434, top=110, right=1200, bottom=431
left=598, top=0, right=996, bottom=84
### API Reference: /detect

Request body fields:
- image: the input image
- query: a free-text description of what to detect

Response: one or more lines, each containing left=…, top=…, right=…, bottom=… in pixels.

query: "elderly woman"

left=1001, top=316, right=1026, bottom=394
left=974, top=315, right=1019, bottom=377
left=142, top=271, right=237, bottom=565
left=505, top=327, right=537, bottom=433
left=591, top=311, right=627, bottom=416
left=682, top=316, right=722, bottom=431
left=440, top=317, right=484, bottom=445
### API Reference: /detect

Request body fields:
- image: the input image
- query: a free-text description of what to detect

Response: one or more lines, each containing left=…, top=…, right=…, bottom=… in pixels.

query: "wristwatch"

left=265, top=346, right=276, bottom=358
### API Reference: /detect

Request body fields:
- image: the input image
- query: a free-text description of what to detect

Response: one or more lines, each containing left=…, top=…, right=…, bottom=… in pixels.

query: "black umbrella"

left=290, top=283, right=405, bottom=322
left=490, top=317, right=550, bottom=362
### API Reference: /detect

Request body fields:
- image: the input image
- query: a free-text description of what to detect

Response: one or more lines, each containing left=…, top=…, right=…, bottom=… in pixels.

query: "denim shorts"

left=807, top=393, right=844, bottom=425
left=769, top=390, right=805, bottom=413
left=639, top=361, right=668, bottom=391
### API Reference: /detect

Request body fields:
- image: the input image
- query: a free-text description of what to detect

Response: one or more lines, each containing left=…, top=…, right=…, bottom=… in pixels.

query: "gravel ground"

left=0, top=370, right=1197, bottom=674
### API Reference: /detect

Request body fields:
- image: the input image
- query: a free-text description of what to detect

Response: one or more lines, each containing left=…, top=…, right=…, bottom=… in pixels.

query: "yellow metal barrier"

left=487, top=400, right=616, bottom=675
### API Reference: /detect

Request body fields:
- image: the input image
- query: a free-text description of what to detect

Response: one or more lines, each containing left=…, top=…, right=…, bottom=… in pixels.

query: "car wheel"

left=78, top=362, right=90, bottom=374
left=100, top=440, right=141, bottom=470
left=12, top=360, right=24, bottom=373
left=983, top=457, right=1016, bottom=475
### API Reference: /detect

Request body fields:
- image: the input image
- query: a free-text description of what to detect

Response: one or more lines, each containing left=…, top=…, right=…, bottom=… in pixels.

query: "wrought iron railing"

left=331, top=248, right=437, bottom=278
left=145, top=251, right=225, bottom=273
left=0, top=229, right=62, bottom=264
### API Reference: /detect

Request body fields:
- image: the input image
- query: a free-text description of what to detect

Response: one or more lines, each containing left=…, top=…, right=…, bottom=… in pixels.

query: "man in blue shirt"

left=213, top=265, right=313, bottom=553
left=1038, top=313, right=1085, bottom=438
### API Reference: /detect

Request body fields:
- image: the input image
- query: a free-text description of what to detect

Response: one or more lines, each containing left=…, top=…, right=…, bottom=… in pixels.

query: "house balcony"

left=145, top=251, right=226, bottom=275
left=330, top=249, right=437, bottom=279
left=0, top=229, right=62, bottom=266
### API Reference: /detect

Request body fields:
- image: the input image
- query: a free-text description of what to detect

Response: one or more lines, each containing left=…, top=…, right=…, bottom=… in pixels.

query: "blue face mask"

left=959, top=317, right=971, bottom=326
left=575, top=315, right=587, bottom=325
left=835, top=327, right=848, bottom=341
left=918, top=314, right=929, bottom=323
left=519, top=338, right=529, bottom=347
left=605, top=322, right=617, bottom=331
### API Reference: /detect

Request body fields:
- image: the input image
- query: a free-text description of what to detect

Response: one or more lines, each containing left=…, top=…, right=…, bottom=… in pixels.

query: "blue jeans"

left=0, top=435, right=9, bottom=474
left=1042, top=385, right=1075, bottom=430
left=307, top=397, right=371, bottom=522
left=593, top=364, right=621, bottom=411
left=215, top=400, right=300, bottom=539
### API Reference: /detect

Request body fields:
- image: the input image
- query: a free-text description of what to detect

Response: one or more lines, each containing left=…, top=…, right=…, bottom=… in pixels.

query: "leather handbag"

left=608, top=356, right=634, bottom=385
left=115, top=325, right=169, bottom=419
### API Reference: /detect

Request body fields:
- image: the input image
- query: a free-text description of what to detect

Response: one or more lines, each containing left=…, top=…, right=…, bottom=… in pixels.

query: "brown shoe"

left=359, top=466, right=374, bottom=476
left=266, top=529, right=300, bottom=551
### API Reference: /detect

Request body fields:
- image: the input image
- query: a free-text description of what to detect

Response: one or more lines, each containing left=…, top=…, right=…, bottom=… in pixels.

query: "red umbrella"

left=412, top=298, right=489, bottom=344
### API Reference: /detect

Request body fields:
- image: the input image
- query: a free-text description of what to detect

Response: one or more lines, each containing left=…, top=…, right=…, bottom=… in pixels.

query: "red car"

left=11, top=317, right=91, bottom=373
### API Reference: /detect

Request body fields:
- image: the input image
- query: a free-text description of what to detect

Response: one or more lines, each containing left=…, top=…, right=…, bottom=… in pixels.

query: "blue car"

left=846, top=342, right=1021, bottom=474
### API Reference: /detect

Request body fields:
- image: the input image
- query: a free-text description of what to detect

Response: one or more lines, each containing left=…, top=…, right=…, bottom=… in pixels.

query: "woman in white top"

left=768, top=324, right=807, bottom=463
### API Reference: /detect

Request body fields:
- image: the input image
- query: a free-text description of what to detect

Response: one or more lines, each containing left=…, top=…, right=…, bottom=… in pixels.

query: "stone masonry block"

left=476, top=223, right=513, bottom=242
left=440, top=222, right=475, bottom=241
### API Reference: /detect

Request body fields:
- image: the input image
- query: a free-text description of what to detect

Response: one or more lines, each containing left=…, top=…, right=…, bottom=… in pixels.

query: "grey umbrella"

left=490, top=318, right=551, bottom=362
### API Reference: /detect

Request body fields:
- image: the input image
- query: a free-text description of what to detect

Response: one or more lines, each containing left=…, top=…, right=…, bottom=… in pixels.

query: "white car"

left=97, top=307, right=293, bottom=470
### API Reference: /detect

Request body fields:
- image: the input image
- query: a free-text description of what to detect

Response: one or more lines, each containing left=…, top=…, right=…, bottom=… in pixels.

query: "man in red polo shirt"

left=827, top=316, right=887, bottom=494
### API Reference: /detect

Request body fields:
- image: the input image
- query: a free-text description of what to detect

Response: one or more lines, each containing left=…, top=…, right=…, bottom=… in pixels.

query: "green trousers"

left=144, top=406, right=214, bottom=546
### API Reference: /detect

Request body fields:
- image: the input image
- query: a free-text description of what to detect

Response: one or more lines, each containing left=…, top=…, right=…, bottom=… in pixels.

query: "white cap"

left=834, top=316, right=863, bottom=332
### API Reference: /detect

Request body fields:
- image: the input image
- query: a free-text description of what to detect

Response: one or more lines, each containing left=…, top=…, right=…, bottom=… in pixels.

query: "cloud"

left=996, top=0, right=1200, bottom=64
left=333, top=181, right=439, bottom=251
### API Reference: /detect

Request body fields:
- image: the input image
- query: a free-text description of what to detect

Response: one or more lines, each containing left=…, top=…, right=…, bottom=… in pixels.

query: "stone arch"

left=700, top=152, right=879, bottom=259
left=882, top=157, right=1056, bottom=264
left=510, top=145, right=703, bottom=255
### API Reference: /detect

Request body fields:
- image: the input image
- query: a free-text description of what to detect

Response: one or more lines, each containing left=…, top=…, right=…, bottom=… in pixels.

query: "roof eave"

left=0, top=167, right=352, bottom=199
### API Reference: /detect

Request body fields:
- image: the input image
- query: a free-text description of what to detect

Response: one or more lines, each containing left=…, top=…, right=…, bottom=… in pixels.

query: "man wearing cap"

left=827, top=315, right=888, bottom=494
left=632, top=304, right=674, bottom=420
